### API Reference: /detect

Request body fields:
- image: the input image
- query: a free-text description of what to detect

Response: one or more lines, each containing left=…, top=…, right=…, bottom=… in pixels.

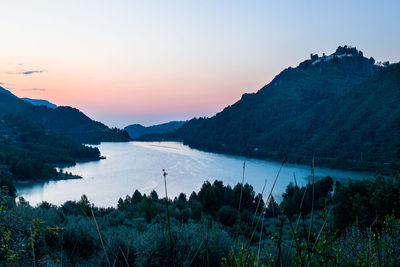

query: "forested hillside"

left=0, top=87, right=130, bottom=143
left=0, top=87, right=123, bottom=182
left=0, top=114, right=101, bottom=181
left=140, top=47, right=399, bottom=173
left=21, top=97, right=57, bottom=108
left=125, top=121, right=186, bottom=139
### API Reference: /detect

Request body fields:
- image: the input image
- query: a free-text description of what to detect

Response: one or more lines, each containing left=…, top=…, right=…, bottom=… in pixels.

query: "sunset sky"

left=1, top=0, right=399, bottom=127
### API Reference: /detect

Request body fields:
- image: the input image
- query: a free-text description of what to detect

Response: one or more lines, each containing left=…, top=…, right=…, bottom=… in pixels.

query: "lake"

left=16, top=141, right=371, bottom=207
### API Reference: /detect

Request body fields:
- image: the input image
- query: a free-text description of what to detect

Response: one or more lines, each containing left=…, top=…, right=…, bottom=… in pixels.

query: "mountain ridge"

left=138, top=46, right=399, bottom=173
left=0, top=87, right=130, bottom=143
left=124, top=121, right=186, bottom=139
left=21, top=97, right=57, bottom=108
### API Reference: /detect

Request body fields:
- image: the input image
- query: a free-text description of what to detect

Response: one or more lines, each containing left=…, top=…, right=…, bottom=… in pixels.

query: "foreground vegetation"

left=1, top=165, right=400, bottom=266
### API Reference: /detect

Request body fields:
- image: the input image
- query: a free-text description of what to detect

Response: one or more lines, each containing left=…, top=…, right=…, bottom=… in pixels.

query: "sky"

left=0, top=1, right=399, bottom=127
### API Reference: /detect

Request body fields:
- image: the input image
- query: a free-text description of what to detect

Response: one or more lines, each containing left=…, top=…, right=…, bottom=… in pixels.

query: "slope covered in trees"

left=0, top=87, right=130, bottom=143
left=124, top=120, right=186, bottom=139
left=21, top=97, right=57, bottom=108
left=141, top=47, right=399, bottom=173
left=0, top=114, right=101, bottom=180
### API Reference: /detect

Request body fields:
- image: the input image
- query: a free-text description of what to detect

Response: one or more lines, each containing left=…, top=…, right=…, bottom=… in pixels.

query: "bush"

left=217, top=206, right=239, bottom=227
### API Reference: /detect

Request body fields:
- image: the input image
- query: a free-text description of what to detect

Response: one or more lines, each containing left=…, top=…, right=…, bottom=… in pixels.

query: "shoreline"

left=14, top=173, right=83, bottom=184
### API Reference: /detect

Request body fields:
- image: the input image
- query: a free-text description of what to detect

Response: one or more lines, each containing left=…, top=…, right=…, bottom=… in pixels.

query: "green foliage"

left=0, top=195, right=60, bottom=266
left=333, top=175, right=400, bottom=231
left=281, top=176, right=333, bottom=217
left=138, top=197, right=159, bottom=222
left=221, top=241, right=263, bottom=267
left=217, top=206, right=239, bottom=227
left=0, top=175, right=16, bottom=198
left=0, top=173, right=399, bottom=265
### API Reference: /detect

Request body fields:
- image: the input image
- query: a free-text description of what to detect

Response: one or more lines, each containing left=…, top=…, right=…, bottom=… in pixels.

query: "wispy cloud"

left=0, top=82, right=4, bottom=85
left=6, top=69, right=45, bottom=75
left=21, top=88, right=46, bottom=92
left=19, top=70, right=45, bottom=75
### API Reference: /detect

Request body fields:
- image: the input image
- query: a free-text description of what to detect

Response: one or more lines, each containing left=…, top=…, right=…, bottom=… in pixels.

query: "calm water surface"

left=16, top=142, right=371, bottom=207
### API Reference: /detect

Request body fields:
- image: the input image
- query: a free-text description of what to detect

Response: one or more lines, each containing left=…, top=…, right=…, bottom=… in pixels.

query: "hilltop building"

left=310, top=45, right=365, bottom=65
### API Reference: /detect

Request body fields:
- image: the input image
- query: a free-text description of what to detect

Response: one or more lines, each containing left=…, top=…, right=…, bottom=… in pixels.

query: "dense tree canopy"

left=0, top=115, right=100, bottom=180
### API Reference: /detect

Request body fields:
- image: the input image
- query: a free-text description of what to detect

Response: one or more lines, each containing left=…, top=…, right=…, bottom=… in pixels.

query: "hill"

left=0, top=87, right=18, bottom=98
left=124, top=121, right=186, bottom=139
left=0, top=88, right=130, bottom=143
left=139, top=46, right=400, bottom=173
left=21, top=97, right=57, bottom=108
left=0, top=114, right=101, bottom=180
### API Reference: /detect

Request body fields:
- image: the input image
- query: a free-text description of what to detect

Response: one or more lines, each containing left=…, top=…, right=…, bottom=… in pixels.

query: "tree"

left=150, top=190, right=159, bottom=201
left=139, top=198, right=158, bottom=222
left=78, top=195, right=91, bottom=216
left=189, top=192, right=198, bottom=204
left=178, top=192, right=187, bottom=203
left=191, top=201, right=202, bottom=221
left=0, top=175, right=16, bottom=197
left=131, top=190, right=142, bottom=204
left=198, top=181, right=219, bottom=216
left=233, top=183, right=255, bottom=212
left=253, top=193, right=265, bottom=215
left=265, top=196, right=279, bottom=218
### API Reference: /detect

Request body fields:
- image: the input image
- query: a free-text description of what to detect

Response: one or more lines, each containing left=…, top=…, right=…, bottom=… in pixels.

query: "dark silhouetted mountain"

left=0, top=87, right=18, bottom=98
left=124, top=121, right=186, bottom=139
left=140, top=46, right=400, bottom=173
left=21, top=97, right=57, bottom=108
left=0, top=86, right=130, bottom=143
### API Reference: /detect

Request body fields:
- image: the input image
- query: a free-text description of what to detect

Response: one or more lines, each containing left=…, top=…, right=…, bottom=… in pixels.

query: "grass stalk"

left=31, top=227, right=36, bottom=267
left=251, top=159, right=286, bottom=244
left=293, top=173, right=312, bottom=263
left=276, top=216, right=284, bottom=267
left=286, top=212, right=305, bottom=267
left=308, top=156, right=315, bottom=244
left=256, top=208, right=266, bottom=266
left=252, top=179, right=268, bottom=228
left=253, top=158, right=286, bottom=264
left=374, top=233, right=382, bottom=267
left=163, top=169, right=174, bottom=265
left=237, top=161, right=247, bottom=237
left=238, top=160, right=246, bottom=213
left=91, top=207, right=111, bottom=267
left=307, top=207, right=332, bottom=267
left=119, top=246, right=130, bottom=267
left=189, top=235, right=207, bottom=267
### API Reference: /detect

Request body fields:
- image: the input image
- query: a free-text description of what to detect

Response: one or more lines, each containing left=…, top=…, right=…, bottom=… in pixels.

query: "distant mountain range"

left=0, top=87, right=130, bottom=143
left=124, top=121, right=186, bottom=139
left=138, top=46, right=400, bottom=173
left=21, top=97, right=57, bottom=109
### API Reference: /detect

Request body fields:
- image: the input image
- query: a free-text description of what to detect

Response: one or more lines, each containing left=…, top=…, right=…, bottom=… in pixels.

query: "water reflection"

left=16, top=142, right=371, bottom=207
